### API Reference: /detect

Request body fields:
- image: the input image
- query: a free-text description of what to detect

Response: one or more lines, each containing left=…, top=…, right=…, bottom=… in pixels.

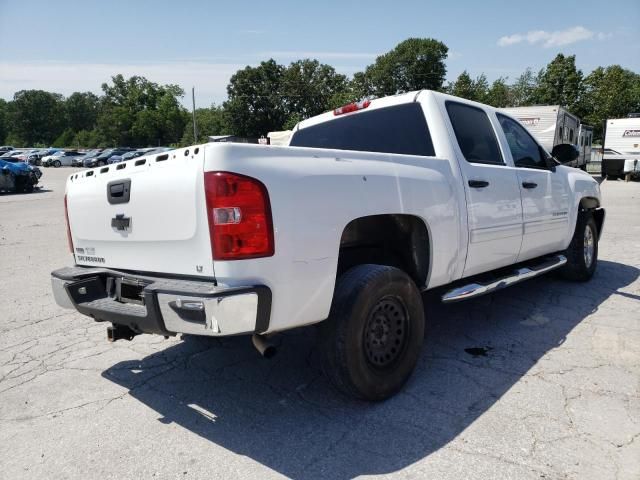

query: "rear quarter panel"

left=205, top=142, right=461, bottom=332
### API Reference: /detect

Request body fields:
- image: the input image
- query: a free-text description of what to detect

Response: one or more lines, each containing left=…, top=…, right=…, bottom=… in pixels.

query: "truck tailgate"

left=66, top=147, right=214, bottom=277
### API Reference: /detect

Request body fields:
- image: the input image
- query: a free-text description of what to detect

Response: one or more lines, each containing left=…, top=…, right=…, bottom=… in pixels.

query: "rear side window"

left=446, top=101, right=503, bottom=165
left=290, top=103, right=435, bottom=157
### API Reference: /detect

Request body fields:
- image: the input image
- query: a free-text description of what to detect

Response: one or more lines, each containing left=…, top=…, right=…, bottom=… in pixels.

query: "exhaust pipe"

left=252, top=334, right=277, bottom=359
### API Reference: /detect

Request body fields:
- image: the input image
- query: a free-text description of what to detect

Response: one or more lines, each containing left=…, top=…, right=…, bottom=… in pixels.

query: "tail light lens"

left=204, top=172, right=274, bottom=260
left=64, top=194, right=74, bottom=254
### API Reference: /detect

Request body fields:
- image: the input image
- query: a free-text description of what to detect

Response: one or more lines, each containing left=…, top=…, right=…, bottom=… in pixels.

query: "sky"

left=1, top=0, right=638, bottom=107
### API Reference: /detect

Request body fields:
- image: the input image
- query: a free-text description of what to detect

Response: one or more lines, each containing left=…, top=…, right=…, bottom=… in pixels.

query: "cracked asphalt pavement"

left=1, top=168, right=639, bottom=479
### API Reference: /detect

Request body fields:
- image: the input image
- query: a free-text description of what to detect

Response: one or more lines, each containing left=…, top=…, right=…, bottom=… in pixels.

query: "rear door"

left=496, top=114, right=571, bottom=260
left=66, top=147, right=214, bottom=277
left=444, top=101, right=524, bottom=277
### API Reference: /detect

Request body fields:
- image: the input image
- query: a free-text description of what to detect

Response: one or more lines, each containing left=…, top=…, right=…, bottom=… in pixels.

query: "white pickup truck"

left=52, top=91, right=605, bottom=401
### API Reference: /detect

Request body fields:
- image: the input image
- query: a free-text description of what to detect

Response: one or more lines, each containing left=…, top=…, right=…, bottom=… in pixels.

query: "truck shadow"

left=102, top=260, right=638, bottom=479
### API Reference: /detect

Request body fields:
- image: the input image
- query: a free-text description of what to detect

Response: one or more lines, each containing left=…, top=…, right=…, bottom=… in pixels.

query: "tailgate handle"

left=107, top=179, right=131, bottom=204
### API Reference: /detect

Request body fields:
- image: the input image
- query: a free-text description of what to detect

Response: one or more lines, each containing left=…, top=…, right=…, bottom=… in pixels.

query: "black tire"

left=560, top=212, right=598, bottom=281
left=318, top=264, right=425, bottom=401
left=53, top=160, right=61, bottom=168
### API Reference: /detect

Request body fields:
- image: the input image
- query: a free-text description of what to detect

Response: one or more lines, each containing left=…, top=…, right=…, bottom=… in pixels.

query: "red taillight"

left=64, top=194, right=74, bottom=254
left=333, top=99, right=370, bottom=116
left=204, top=172, right=274, bottom=260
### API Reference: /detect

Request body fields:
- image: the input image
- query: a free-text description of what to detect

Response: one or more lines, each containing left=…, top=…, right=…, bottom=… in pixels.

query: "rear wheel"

left=560, top=211, right=598, bottom=281
left=318, top=264, right=425, bottom=401
left=53, top=160, right=61, bottom=168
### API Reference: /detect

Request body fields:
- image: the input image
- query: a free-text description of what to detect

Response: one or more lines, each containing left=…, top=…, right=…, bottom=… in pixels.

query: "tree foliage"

left=8, top=90, right=65, bottom=145
left=448, top=71, right=488, bottom=103
left=580, top=65, right=640, bottom=139
left=0, top=99, right=8, bottom=145
left=181, top=105, right=229, bottom=145
left=362, top=38, right=448, bottom=96
left=534, top=54, right=584, bottom=113
left=97, top=75, right=188, bottom=147
left=224, top=59, right=287, bottom=138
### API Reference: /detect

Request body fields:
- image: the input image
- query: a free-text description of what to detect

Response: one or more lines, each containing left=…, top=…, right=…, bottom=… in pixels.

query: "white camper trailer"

left=602, top=117, right=640, bottom=180
left=500, top=105, right=585, bottom=169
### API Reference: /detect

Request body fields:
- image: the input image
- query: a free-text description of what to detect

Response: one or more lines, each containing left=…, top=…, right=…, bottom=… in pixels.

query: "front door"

left=445, top=101, right=524, bottom=277
left=497, top=114, right=571, bottom=261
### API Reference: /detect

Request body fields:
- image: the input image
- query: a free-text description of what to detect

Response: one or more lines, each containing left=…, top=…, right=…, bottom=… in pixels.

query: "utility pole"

left=192, top=87, right=198, bottom=143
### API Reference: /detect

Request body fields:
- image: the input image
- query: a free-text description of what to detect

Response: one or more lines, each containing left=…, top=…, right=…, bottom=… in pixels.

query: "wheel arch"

left=336, top=214, right=432, bottom=289
left=579, top=196, right=605, bottom=240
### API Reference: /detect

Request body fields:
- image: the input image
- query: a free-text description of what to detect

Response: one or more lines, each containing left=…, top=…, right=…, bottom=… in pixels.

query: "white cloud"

left=497, top=26, right=612, bottom=48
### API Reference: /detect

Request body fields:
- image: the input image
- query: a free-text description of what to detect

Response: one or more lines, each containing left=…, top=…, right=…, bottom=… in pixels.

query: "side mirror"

left=551, top=143, right=579, bottom=164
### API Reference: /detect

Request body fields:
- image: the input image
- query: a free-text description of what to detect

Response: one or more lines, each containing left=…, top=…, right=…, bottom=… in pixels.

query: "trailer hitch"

left=107, top=324, right=138, bottom=342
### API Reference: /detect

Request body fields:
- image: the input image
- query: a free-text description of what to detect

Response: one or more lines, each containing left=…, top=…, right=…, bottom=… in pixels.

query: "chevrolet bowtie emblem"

left=111, top=214, right=131, bottom=231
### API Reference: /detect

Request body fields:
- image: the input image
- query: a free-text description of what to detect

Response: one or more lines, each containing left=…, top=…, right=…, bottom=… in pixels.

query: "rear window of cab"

left=290, top=103, right=435, bottom=157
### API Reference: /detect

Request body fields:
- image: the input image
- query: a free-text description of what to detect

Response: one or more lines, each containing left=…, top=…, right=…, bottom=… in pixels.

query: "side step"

left=441, top=254, right=567, bottom=303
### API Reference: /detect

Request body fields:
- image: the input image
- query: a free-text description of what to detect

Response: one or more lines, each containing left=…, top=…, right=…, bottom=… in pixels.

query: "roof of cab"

left=294, top=90, right=425, bottom=131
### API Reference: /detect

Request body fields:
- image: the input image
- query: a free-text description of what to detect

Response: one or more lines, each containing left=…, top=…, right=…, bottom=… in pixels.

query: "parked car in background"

left=13, top=149, right=38, bottom=162
left=1, top=149, right=26, bottom=158
left=0, top=158, right=41, bottom=192
left=71, top=149, right=102, bottom=167
left=28, top=148, right=61, bottom=166
left=108, top=148, right=149, bottom=164
left=43, top=150, right=81, bottom=167
left=86, top=148, right=134, bottom=167
left=0, top=146, right=15, bottom=155
left=107, top=147, right=171, bottom=164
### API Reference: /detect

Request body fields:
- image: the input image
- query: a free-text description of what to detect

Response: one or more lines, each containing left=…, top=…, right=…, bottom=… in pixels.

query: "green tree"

left=484, top=78, right=511, bottom=107
left=181, top=105, right=229, bottom=145
left=7, top=90, right=65, bottom=145
left=224, top=59, right=287, bottom=137
left=580, top=65, right=640, bottom=140
left=97, top=75, right=187, bottom=146
left=282, top=59, right=348, bottom=124
left=534, top=54, right=583, bottom=112
left=73, top=129, right=104, bottom=148
left=363, top=38, right=449, bottom=96
left=449, top=71, right=488, bottom=102
left=510, top=68, right=538, bottom=107
left=53, top=128, right=76, bottom=147
left=65, top=92, right=100, bottom=133
left=0, top=99, right=7, bottom=144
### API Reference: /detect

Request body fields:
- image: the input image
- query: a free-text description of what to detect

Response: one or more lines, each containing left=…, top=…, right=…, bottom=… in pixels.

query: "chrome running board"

left=441, top=254, right=567, bottom=303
